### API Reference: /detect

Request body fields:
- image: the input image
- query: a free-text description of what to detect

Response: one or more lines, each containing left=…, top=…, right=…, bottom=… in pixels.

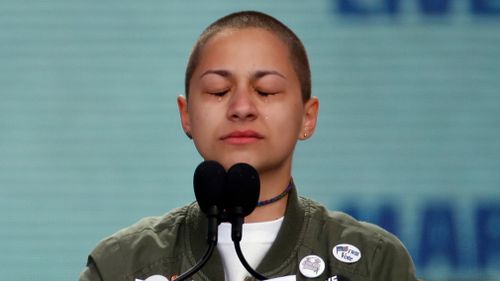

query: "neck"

left=244, top=167, right=291, bottom=223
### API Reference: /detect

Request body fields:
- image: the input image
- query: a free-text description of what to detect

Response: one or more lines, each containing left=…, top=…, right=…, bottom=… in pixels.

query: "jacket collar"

left=187, top=184, right=306, bottom=280
left=187, top=201, right=225, bottom=280
left=255, top=185, right=305, bottom=277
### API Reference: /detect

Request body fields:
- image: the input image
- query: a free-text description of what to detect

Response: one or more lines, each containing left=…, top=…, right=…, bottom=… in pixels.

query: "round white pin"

left=299, top=255, right=325, bottom=278
left=332, top=243, right=361, bottom=263
left=143, top=275, right=169, bottom=281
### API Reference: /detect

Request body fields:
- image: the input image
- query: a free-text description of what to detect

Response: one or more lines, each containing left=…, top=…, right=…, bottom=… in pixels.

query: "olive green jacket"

left=79, top=188, right=421, bottom=281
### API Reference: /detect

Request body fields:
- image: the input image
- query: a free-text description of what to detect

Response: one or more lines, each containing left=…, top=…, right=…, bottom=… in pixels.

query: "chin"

left=220, top=157, right=258, bottom=171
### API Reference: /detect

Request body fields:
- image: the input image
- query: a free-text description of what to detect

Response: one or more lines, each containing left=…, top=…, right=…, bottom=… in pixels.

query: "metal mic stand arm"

left=234, top=240, right=267, bottom=280
left=176, top=206, right=220, bottom=281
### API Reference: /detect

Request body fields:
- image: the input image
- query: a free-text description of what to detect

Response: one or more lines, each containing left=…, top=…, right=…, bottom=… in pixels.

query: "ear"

left=299, top=96, right=319, bottom=140
left=177, top=95, right=192, bottom=139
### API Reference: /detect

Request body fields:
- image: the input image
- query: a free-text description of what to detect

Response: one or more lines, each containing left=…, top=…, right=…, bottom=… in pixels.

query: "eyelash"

left=208, top=90, right=278, bottom=97
left=257, top=90, right=270, bottom=97
left=209, top=90, right=229, bottom=97
left=257, top=90, right=278, bottom=97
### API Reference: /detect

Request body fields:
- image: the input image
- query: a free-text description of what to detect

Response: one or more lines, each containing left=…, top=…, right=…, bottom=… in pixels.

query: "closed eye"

left=209, top=90, right=229, bottom=97
left=257, top=90, right=279, bottom=97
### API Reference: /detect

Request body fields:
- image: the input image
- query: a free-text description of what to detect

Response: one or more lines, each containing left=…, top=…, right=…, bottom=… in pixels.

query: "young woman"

left=80, top=11, right=421, bottom=281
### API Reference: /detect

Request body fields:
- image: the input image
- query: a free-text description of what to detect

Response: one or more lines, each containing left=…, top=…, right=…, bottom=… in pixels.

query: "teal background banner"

left=1, top=1, right=499, bottom=280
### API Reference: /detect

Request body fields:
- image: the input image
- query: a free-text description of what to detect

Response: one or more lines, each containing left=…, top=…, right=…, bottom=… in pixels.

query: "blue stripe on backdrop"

left=0, top=1, right=499, bottom=280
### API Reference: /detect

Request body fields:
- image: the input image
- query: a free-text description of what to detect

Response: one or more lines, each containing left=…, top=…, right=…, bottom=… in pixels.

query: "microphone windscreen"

left=226, top=163, right=260, bottom=217
left=193, top=160, right=226, bottom=214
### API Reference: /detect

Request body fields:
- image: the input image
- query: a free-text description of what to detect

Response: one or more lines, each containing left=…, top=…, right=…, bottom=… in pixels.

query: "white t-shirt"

left=217, top=217, right=284, bottom=281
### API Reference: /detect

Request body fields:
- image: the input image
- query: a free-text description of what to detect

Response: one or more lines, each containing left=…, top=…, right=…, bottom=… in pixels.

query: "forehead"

left=196, top=27, right=294, bottom=71
left=207, top=27, right=283, bottom=43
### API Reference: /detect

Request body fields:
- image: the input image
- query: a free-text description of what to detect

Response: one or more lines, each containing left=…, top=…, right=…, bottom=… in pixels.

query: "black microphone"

left=194, top=160, right=227, bottom=243
left=226, top=163, right=267, bottom=280
left=176, top=160, right=226, bottom=281
left=226, top=163, right=260, bottom=241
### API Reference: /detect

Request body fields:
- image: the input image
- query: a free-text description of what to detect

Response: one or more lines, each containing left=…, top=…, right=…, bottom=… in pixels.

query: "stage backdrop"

left=1, top=1, right=499, bottom=280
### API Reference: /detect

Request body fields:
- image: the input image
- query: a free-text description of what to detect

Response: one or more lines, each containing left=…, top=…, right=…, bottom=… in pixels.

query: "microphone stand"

left=175, top=206, right=220, bottom=281
left=230, top=207, right=268, bottom=281
left=175, top=241, right=216, bottom=281
left=234, top=241, right=267, bottom=280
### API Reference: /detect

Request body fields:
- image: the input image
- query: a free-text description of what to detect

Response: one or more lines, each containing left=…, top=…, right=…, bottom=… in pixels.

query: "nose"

left=227, top=87, right=257, bottom=122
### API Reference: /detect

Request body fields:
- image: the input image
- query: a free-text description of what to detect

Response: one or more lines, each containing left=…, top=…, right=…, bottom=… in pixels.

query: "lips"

left=221, top=130, right=263, bottom=144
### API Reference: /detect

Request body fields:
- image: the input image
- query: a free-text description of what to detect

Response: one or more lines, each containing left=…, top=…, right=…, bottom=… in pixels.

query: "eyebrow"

left=200, top=69, right=231, bottom=78
left=199, top=69, right=287, bottom=80
left=254, top=70, right=286, bottom=80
